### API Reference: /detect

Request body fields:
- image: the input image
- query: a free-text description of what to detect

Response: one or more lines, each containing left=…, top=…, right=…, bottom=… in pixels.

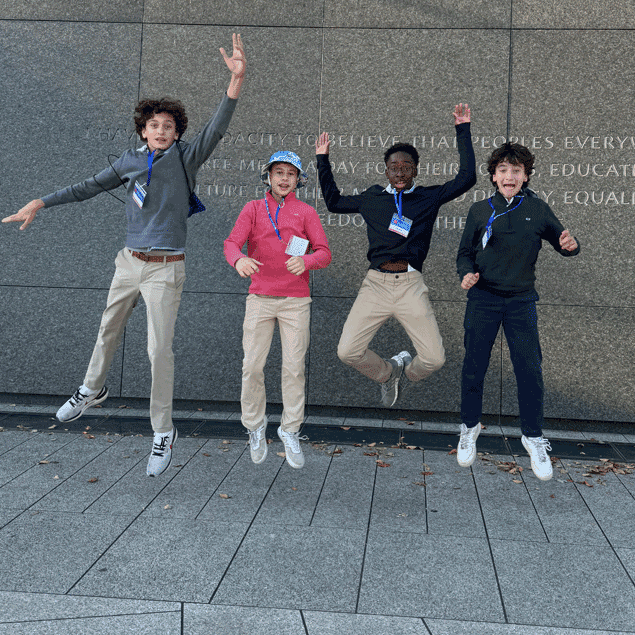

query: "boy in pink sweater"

left=224, top=151, right=331, bottom=468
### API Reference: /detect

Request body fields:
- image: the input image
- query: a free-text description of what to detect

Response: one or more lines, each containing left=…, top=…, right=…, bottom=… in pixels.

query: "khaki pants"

left=241, top=294, right=312, bottom=434
left=83, top=248, right=186, bottom=433
left=337, top=269, right=445, bottom=383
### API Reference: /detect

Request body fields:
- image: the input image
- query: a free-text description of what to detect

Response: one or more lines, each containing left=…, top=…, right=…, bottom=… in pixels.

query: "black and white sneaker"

left=56, top=386, right=109, bottom=422
left=147, top=427, right=178, bottom=477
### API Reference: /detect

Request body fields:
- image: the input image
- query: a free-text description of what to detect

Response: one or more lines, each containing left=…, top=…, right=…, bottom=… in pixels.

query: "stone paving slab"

left=184, top=605, right=304, bottom=635
left=212, top=525, right=366, bottom=612
left=0, top=590, right=179, bottom=622
left=304, top=611, right=429, bottom=634
left=426, top=621, right=635, bottom=635
left=70, top=516, right=250, bottom=603
left=0, top=511, right=134, bottom=594
left=0, top=612, right=182, bottom=635
left=491, top=540, right=635, bottom=631
left=310, top=444, right=377, bottom=530
left=358, top=531, right=505, bottom=622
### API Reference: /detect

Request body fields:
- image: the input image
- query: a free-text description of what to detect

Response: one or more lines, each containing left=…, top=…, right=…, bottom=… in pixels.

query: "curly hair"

left=384, top=142, right=419, bottom=167
left=134, top=98, right=188, bottom=139
left=487, top=143, right=534, bottom=185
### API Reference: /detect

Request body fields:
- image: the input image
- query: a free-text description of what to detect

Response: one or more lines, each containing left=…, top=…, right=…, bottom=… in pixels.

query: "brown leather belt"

left=130, top=250, right=185, bottom=263
left=378, top=259, right=409, bottom=273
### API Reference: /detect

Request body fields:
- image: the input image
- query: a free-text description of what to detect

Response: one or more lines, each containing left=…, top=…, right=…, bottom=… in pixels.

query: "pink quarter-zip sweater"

left=224, top=191, right=331, bottom=297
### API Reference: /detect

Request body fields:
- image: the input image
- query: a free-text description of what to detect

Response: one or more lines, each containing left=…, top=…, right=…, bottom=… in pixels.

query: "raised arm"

left=315, top=132, right=361, bottom=213
left=437, top=103, right=476, bottom=205
left=221, top=33, right=246, bottom=100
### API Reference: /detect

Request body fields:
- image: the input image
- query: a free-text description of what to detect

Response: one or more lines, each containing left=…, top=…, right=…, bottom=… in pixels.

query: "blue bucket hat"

left=260, top=151, right=308, bottom=188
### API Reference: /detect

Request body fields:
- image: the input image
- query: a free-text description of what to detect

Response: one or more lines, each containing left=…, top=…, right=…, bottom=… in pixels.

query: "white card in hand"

left=285, top=236, right=309, bottom=256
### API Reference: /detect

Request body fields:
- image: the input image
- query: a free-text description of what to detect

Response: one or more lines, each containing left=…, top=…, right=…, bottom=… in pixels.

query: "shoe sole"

left=521, top=436, right=553, bottom=481
left=251, top=442, right=268, bottom=464
left=57, top=387, right=109, bottom=423
left=147, top=427, right=178, bottom=477
left=381, top=366, right=403, bottom=408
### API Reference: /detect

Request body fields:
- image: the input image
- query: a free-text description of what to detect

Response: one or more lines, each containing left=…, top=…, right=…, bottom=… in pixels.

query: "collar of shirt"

left=385, top=183, right=417, bottom=195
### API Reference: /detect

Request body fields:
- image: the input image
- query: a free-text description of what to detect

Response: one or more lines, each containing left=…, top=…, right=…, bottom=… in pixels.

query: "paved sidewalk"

left=1, top=402, right=635, bottom=634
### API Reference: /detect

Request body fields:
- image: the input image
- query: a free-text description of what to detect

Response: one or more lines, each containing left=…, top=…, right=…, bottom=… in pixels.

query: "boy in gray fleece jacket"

left=3, top=33, right=246, bottom=477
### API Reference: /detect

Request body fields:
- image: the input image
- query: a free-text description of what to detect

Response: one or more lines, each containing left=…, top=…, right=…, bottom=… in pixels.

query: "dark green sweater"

left=456, top=190, right=580, bottom=295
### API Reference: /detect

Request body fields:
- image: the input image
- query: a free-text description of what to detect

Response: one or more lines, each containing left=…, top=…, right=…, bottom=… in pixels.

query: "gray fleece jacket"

left=41, top=94, right=237, bottom=250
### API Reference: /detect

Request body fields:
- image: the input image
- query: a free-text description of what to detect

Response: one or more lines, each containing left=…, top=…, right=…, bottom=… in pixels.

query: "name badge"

left=285, top=235, right=309, bottom=256
left=133, top=181, right=147, bottom=209
left=388, top=213, right=412, bottom=237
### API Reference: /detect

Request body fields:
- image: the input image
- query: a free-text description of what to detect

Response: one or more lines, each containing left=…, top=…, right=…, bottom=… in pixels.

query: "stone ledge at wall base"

left=1, top=394, right=635, bottom=438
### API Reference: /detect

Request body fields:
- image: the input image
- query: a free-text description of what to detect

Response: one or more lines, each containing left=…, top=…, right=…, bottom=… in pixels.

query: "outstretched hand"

left=453, top=103, right=471, bottom=125
left=2, top=199, right=45, bottom=230
left=315, top=132, right=330, bottom=155
left=220, top=33, right=246, bottom=78
left=559, top=229, right=578, bottom=252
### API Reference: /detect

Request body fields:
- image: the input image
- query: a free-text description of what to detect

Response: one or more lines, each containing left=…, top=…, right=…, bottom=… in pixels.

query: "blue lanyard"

left=486, top=195, right=524, bottom=228
left=146, top=151, right=156, bottom=187
left=482, top=195, right=524, bottom=248
left=393, top=190, right=403, bottom=219
left=264, top=195, right=283, bottom=241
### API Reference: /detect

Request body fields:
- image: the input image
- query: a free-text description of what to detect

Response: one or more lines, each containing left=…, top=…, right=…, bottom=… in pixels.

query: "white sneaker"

left=56, top=386, right=109, bottom=422
left=248, top=416, right=268, bottom=464
left=522, top=435, right=553, bottom=481
left=380, top=351, right=410, bottom=407
left=457, top=422, right=482, bottom=467
left=277, top=426, right=305, bottom=469
left=147, top=427, right=178, bottom=477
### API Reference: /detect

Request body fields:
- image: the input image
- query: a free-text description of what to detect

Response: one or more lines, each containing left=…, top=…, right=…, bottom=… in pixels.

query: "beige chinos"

left=241, top=294, right=312, bottom=434
left=83, top=248, right=186, bottom=433
left=337, top=269, right=445, bottom=383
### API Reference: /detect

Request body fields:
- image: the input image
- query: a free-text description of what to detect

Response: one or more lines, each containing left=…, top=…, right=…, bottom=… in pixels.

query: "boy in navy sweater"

left=455, top=142, right=579, bottom=481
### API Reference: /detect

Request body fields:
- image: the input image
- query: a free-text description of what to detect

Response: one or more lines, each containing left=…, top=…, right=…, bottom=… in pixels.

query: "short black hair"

left=384, top=143, right=419, bottom=166
left=134, top=98, right=188, bottom=139
left=487, top=143, right=535, bottom=185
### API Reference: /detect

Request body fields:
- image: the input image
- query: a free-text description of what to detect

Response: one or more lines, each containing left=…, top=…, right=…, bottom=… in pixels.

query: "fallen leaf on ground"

left=39, top=460, right=50, bottom=464
left=48, top=425, right=57, bottom=429
left=406, top=445, right=418, bottom=450
left=448, top=448, right=457, bottom=455
left=203, top=453, right=211, bottom=457
left=88, top=477, right=98, bottom=483
left=368, top=442, right=376, bottom=447
left=219, top=493, right=231, bottom=499
left=413, top=481, right=426, bottom=486
left=341, top=426, right=351, bottom=430
left=222, top=440, right=231, bottom=444
left=512, top=479, right=523, bottom=484
left=164, top=504, right=171, bottom=509
left=420, top=471, right=434, bottom=476
left=82, top=432, right=95, bottom=439
left=376, top=460, right=391, bottom=467
left=277, top=452, right=286, bottom=458
left=364, top=452, right=378, bottom=456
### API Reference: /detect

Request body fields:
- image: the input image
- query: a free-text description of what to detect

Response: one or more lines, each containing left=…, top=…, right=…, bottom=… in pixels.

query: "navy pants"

left=461, top=287, right=543, bottom=437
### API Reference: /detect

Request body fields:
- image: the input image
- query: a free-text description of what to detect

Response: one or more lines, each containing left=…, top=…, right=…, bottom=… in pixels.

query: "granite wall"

left=1, top=1, right=634, bottom=423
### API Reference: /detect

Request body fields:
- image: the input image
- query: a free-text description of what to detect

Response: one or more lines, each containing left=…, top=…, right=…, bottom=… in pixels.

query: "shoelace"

left=69, top=389, right=88, bottom=407
left=152, top=434, right=170, bottom=456
left=248, top=426, right=265, bottom=449
left=281, top=432, right=308, bottom=453
left=459, top=424, right=475, bottom=450
left=528, top=437, right=552, bottom=461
